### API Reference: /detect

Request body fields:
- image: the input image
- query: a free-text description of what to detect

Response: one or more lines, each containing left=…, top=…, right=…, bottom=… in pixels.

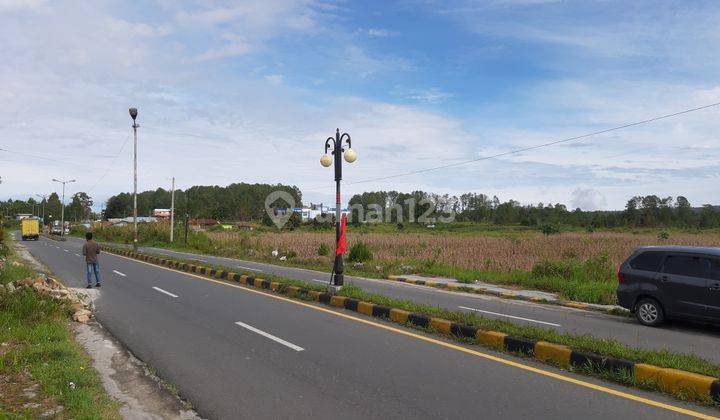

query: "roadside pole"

left=129, top=108, right=139, bottom=252
left=52, top=179, right=75, bottom=241
left=170, top=177, right=175, bottom=242
left=184, top=212, right=189, bottom=244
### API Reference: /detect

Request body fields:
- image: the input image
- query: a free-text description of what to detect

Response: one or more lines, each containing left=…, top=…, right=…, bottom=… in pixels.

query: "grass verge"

left=0, top=233, right=120, bottom=418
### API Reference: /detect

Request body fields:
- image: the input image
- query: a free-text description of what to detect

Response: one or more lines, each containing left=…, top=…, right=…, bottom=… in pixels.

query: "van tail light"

left=617, top=266, right=626, bottom=284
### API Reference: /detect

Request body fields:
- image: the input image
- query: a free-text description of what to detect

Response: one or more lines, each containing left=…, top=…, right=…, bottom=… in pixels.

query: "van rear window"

left=629, top=252, right=664, bottom=272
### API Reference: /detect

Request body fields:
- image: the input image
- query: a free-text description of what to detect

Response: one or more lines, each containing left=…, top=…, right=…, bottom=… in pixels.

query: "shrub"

left=531, top=259, right=572, bottom=279
left=348, top=242, right=373, bottom=263
left=317, top=243, right=329, bottom=256
left=540, top=223, right=561, bottom=235
left=658, top=231, right=670, bottom=240
left=207, top=224, right=225, bottom=232
left=311, top=216, right=334, bottom=230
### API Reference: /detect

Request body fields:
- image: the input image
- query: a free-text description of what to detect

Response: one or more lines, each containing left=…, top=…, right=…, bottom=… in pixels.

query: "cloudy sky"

left=1, top=0, right=719, bottom=211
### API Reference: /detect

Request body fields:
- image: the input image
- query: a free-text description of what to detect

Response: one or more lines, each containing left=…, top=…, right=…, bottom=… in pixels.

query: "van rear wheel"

left=636, top=298, right=664, bottom=327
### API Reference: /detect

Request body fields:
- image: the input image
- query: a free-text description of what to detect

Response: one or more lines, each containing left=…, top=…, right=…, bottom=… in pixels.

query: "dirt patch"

left=73, top=321, right=201, bottom=420
left=0, top=342, right=64, bottom=418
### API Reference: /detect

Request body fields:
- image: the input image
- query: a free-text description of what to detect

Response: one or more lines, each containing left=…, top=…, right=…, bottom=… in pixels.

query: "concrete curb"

left=386, top=275, right=625, bottom=315
left=106, top=247, right=720, bottom=404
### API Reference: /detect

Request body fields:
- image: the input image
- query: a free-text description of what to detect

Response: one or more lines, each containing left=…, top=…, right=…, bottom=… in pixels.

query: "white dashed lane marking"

left=234, top=321, right=304, bottom=351
left=152, top=287, right=179, bottom=298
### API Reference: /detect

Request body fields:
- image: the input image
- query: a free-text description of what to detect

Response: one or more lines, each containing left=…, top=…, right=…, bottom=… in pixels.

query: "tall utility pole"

left=129, top=107, right=139, bottom=251
left=35, top=194, right=47, bottom=224
left=52, top=178, right=75, bottom=241
left=169, top=177, right=175, bottom=242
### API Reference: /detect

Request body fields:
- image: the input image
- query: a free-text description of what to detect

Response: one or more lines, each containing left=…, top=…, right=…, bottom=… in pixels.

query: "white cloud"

left=264, top=74, right=285, bottom=85
left=571, top=188, right=607, bottom=210
left=2, top=0, right=719, bottom=213
left=197, top=41, right=252, bottom=61
left=392, top=86, right=454, bottom=103
left=366, top=28, right=394, bottom=38
left=0, top=0, right=47, bottom=12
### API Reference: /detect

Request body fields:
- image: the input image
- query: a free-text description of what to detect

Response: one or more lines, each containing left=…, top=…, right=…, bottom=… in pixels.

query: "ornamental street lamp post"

left=320, top=128, right=357, bottom=292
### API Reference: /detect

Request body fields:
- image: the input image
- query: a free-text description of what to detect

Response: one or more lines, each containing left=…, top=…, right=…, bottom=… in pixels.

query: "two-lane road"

left=86, top=239, right=720, bottom=365
left=20, top=236, right=719, bottom=419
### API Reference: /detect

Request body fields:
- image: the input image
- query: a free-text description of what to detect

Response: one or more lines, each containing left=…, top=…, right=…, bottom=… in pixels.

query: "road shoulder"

left=11, top=237, right=202, bottom=419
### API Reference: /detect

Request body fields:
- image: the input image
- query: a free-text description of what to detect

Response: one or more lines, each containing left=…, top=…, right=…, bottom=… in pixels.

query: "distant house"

left=153, top=209, right=171, bottom=219
left=107, top=217, right=157, bottom=227
left=291, top=204, right=350, bottom=222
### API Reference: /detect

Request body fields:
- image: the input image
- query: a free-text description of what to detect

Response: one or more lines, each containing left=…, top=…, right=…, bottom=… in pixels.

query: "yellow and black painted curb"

left=105, top=246, right=720, bottom=403
left=386, top=275, right=621, bottom=314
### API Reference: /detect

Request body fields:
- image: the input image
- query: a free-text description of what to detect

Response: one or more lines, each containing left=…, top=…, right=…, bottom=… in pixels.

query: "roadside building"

left=107, top=216, right=158, bottom=227
left=153, top=209, right=171, bottom=219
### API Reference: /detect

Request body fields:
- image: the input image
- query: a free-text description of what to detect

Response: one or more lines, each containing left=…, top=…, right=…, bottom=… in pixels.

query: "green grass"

left=117, top=247, right=720, bottom=381
left=0, top=232, right=120, bottom=418
left=415, top=258, right=617, bottom=305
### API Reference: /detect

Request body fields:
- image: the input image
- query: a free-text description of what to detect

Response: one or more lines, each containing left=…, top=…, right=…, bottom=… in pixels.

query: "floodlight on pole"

left=52, top=178, right=75, bottom=241
left=129, top=107, right=139, bottom=251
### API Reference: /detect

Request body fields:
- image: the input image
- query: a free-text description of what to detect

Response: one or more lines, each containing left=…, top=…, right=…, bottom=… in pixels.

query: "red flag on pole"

left=336, top=213, right=347, bottom=255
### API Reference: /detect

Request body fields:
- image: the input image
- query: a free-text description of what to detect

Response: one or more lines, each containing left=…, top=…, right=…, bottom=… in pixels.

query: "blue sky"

left=1, top=0, right=719, bottom=211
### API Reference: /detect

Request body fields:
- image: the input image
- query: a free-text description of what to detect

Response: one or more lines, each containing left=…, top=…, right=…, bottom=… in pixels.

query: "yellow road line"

left=109, top=253, right=717, bottom=419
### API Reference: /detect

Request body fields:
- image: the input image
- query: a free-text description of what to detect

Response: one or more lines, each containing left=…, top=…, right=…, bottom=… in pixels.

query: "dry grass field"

left=89, top=223, right=720, bottom=304
left=207, top=230, right=720, bottom=272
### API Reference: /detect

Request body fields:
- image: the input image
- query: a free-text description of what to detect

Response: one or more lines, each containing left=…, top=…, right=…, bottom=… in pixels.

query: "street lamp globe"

left=344, top=148, right=357, bottom=163
left=129, top=107, right=138, bottom=120
left=320, top=154, right=333, bottom=167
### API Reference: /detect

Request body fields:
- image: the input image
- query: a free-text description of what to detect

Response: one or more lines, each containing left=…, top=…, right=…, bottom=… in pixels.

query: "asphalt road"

left=20, top=235, right=720, bottom=419
left=84, top=238, right=720, bottom=365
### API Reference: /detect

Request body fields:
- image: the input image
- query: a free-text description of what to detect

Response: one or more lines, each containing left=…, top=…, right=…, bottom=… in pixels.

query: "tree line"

left=347, top=191, right=720, bottom=229
left=104, top=182, right=302, bottom=221
left=1, top=192, right=92, bottom=225
left=3, top=186, right=719, bottom=229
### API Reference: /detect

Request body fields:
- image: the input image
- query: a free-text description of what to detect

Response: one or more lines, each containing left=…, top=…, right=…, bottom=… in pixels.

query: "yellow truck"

left=21, top=218, right=40, bottom=241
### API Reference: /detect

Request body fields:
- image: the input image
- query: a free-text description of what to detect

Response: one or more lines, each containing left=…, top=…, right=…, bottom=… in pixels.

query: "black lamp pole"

left=322, top=129, right=356, bottom=291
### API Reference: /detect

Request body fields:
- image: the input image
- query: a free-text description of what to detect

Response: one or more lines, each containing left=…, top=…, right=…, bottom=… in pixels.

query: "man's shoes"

left=95, top=283, right=101, bottom=288
left=86, top=284, right=93, bottom=289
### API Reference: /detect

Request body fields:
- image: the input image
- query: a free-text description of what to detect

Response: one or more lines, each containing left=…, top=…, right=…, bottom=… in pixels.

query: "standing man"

left=82, top=232, right=102, bottom=288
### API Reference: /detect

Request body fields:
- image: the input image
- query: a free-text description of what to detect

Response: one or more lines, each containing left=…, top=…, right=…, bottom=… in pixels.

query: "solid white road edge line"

left=112, top=270, right=127, bottom=277
left=458, top=306, right=561, bottom=327
left=237, top=265, right=262, bottom=272
left=234, top=321, right=304, bottom=352
left=152, top=286, right=179, bottom=298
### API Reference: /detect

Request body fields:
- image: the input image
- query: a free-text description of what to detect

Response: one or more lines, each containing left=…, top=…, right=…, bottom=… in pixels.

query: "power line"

left=337, top=101, right=720, bottom=187
left=86, top=132, right=132, bottom=196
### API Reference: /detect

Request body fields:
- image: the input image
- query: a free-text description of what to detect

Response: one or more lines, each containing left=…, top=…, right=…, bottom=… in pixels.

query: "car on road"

left=617, top=246, right=720, bottom=326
